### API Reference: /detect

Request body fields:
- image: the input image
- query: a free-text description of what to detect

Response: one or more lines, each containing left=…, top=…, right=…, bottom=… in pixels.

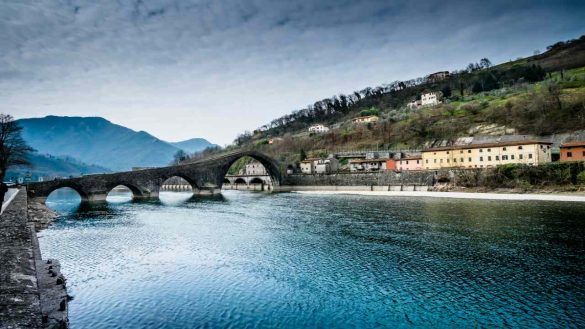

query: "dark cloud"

left=0, top=0, right=583, bottom=144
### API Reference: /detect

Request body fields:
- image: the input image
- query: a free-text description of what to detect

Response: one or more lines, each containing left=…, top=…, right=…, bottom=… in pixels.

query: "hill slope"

left=6, top=153, right=110, bottom=181
left=17, top=116, right=182, bottom=171
left=171, top=138, right=217, bottom=153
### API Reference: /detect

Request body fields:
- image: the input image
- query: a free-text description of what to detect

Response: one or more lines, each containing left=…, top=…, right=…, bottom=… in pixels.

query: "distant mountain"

left=16, top=116, right=214, bottom=171
left=5, top=153, right=110, bottom=182
left=170, top=138, right=217, bottom=154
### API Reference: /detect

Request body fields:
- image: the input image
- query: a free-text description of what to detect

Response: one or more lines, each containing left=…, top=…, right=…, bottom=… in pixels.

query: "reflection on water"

left=41, top=190, right=585, bottom=328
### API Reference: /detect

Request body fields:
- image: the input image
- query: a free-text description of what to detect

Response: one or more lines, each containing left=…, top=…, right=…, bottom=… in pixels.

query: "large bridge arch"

left=217, top=151, right=282, bottom=188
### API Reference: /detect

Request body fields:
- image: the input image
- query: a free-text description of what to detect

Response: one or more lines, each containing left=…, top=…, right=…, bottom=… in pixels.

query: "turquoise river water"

left=40, top=190, right=585, bottom=328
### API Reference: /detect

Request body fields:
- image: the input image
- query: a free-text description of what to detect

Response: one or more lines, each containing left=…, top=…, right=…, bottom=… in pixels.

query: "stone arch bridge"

left=26, top=151, right=283, bottom=203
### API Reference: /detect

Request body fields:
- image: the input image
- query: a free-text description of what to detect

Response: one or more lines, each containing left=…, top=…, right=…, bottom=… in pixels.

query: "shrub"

left=578, top=170, right=585, bottom=185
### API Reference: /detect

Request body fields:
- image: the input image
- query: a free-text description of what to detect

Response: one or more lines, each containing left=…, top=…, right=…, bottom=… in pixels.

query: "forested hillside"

left=210, top=35, right=585, bottom=164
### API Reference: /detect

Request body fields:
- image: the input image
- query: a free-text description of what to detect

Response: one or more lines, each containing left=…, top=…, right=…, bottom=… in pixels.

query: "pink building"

left=398, top=155, right=423, bottom=171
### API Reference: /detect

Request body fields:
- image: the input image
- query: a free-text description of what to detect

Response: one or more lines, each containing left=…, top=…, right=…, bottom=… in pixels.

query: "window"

left=460, top=158, right=464, bottom=162
left=487, top=149, right=491, bottom=152
left=479, top=149, right=483, bottom=153
left=528, top=154, right=533, bottom=159
left=434, top=159, right=437, bottom=163
left=567, top=152, right=573, bottom=158
left=511, top=155, right=515, bottom=160
left=488, top=156, right=492, bottom=161
left=434, top=152, right=436, bottom=155
left=446, top=151, right=450, bottom=154
left=460, top=150, right=463, bottom=154
left=502, top=155, right=508, bottom=160
left=454, top=158, right=457, bottom=163
left=447, top=159, right=450, bottom=163
left=468, top=157, right=472, bottom=162
left=468, top=150, right=471, bottom=153
left=440, top=159, right=443, bottom=163
left=583, top=151, right=585, bottom=156
left=519, top=154, right=523, bottom=159
left=503, top=147, right=507, bottom=151
left=406, top=160, right=409, bottom=164
left=416, top=160, right=420, bottom=164
left=480, top=156, right=483, bottom=161
left=518, top=146, right=523, bottom=150
left=495, top=156, right=499, bottom=160
left=426, top=159, right=429, bottom=163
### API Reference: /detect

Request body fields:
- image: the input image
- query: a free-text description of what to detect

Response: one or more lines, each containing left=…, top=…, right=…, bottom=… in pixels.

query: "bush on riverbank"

left=454, top=162, right=585, bottom=189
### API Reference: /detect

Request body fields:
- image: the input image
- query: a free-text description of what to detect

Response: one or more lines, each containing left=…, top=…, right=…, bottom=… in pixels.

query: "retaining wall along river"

left=0, top=188, right=68, bottom=328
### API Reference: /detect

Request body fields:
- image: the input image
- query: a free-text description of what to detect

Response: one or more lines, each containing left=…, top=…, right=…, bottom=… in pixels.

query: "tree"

left=0, top=114, right=34, bottom=180
left=441, top=85, right=452, bottom=99
left=172, top=149, right=188, bottom=164
left=300, top=149, right=307, bottom=161
left=479, top=58, right=492, bottom=69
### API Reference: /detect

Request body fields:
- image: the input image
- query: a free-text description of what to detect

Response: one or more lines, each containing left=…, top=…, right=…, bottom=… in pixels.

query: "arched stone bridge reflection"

left=26, top=150, right=282, bottom=203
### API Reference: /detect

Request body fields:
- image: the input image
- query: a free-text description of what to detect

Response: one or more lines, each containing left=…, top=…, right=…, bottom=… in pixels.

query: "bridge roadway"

left=26, top=150, right=282, bottom=203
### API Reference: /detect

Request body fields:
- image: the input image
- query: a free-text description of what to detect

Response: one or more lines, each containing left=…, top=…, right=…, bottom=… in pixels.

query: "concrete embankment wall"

left=280, top=171, right=434, bottom=190
left=0, top=188, right=68, bottom=328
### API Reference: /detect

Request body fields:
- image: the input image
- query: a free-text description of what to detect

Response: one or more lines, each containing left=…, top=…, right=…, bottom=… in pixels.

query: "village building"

left=300, top=158, right=320, bottom=174
left=407, top=99, right=422, bottom=109
left=398, top=155, right=423, bottom=171
left=349, top=158, right=388, bottom=172
left=421, top=92, right=441, bottom=106
left=560, top=141, right=585, bottom=162
left=243, top=162, right=267, bottom=175
left=422, top=140, right=553, bottom=170
left=314, top=157, right=340, bottom=174
left=426, top=71, right=450, bottom=82
left=308, top=124, right=330, bottom=133
left=351, top=115, right=379, bottom=124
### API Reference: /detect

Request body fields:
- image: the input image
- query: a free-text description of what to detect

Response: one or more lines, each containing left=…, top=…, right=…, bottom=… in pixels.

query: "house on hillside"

left=407, top=99, right=422, bottom=109
left=427, top=71, right=450, bottom=83
left=421, top=92, right=441, bottom=106
left=352, top=115, right=379, bottom=124
left=308, top=124, right=330, bottom=133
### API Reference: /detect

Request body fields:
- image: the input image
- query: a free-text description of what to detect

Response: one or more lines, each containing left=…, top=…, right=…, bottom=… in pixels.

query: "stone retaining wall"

left=0, top=188, right=68, bottom=328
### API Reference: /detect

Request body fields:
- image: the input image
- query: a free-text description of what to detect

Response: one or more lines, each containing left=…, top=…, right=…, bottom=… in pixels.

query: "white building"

left=308, top=124, right=330, bottom=133
left=314, top=157, right=339, bottom=174
left=407, top=99, right=422, bottom=109
left=243, top=162, right=267, bottom=175
left=421, top=92, right=441, bottom=106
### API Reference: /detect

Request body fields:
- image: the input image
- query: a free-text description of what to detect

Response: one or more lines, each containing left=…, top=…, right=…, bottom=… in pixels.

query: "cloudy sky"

left=1, top=0, right=584, bottom=145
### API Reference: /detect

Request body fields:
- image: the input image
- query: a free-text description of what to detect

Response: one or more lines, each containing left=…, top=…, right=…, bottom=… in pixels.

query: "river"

left=39, top=189, right=585, bottom=328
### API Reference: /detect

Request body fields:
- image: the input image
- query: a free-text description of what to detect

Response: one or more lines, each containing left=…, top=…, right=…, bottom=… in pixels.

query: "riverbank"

left=293, top=190, right=585, bottom=202
left=0, top=187, right=68, bottom=328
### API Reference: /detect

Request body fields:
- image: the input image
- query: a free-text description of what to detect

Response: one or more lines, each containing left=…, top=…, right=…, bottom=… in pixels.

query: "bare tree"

left=0, top=114, right=34, bottom=180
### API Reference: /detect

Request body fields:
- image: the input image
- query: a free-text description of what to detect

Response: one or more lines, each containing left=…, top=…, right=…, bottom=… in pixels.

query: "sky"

left=1, top=0, right=584, bottom=145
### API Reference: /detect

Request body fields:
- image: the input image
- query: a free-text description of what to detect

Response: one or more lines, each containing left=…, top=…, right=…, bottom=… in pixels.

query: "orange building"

left=386, top=159, right=397, bottom=171
left=560, top=141, right=585, bottom=162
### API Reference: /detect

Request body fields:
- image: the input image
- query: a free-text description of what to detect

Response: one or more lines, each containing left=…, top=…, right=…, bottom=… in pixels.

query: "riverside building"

left=560, top=141, right=585, bottom=162
left=422, top=140, right=553, bottom=170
